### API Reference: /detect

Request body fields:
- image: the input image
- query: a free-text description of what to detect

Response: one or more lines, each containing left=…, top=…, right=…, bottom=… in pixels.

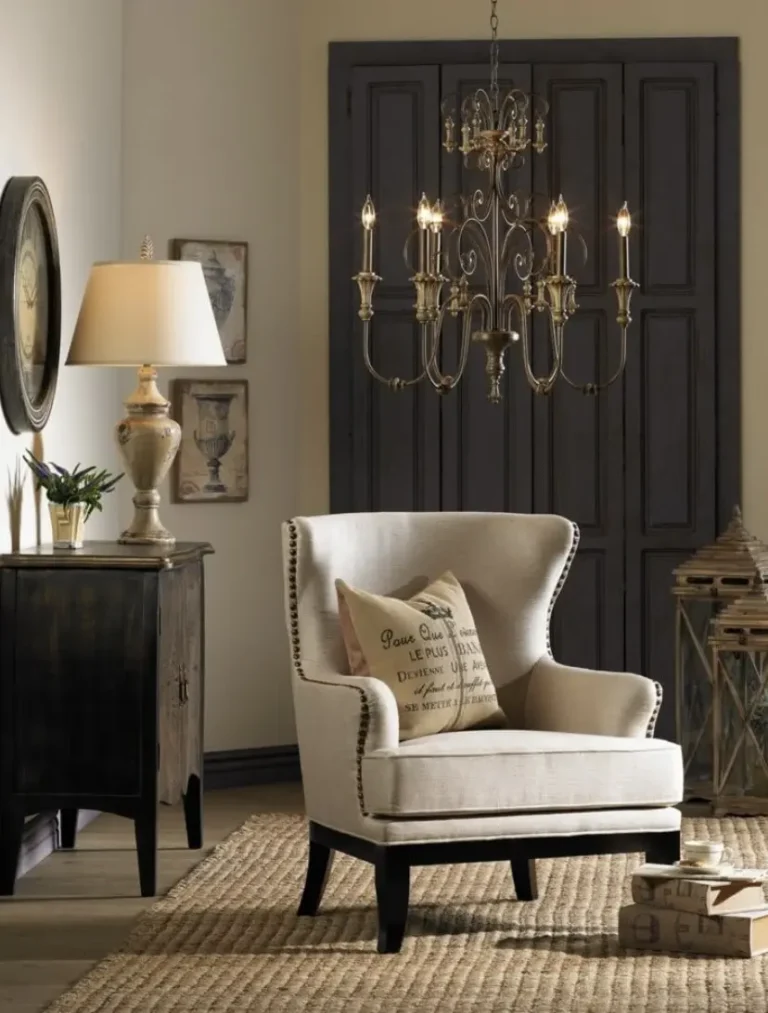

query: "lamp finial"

left=140, top=235, right=154, bottom=261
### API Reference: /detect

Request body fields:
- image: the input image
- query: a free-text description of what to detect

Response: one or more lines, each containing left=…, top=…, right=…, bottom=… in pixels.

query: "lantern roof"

left=709, top=584, right=768, bottom=649
left=673, top=506, right=768, bottom=598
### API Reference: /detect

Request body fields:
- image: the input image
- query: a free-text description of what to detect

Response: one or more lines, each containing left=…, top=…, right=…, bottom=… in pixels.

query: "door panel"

left=624, top=62, right=717, bottom=738
left=350, top=66, right=441, bottom=511
left=533, top=64, right=624, bottom=672
left=13, top=571, right=146, bottom=796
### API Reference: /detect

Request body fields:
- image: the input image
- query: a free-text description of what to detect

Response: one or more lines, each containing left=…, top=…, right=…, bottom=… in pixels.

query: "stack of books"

left=619, top=864, right=768, bottom=957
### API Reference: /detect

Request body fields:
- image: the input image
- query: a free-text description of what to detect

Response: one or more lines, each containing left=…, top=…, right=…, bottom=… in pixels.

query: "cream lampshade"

left=67, top=244, right=226, bottom=545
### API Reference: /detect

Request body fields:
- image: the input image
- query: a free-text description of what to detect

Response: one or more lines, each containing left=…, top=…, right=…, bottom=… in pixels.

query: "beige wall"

left=122, top=0, right=300, bottom=751
left=299, top=0, right=767, bottom=546
left=0, top=0, right=123, bottom=547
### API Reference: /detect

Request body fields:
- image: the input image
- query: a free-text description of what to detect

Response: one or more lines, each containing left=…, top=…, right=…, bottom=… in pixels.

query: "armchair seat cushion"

left=361, top=728, right=683, bottom=818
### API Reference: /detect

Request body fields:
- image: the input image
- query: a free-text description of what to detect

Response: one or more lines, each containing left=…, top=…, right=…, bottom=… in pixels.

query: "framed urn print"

left=0, top=177, right=61, bottom=433
left=171, top=238, right=247, bottom=363
left=171, top=379, right=249, bottom=503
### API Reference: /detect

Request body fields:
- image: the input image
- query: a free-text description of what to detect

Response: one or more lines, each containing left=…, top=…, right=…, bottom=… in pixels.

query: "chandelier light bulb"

left=416, top=193, right=432, bottom=231
left=553, top=195, right=569, bottom=233
left=361, top=195, right=376, bottom=230
left=616, top=201, right=632, bottom=237
left=430, top=199, right=445, bottom=232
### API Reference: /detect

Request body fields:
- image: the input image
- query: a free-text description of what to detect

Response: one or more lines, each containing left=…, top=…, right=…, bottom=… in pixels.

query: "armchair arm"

left=524, top=656, right=662, bottom=739
left=296, top=669, right=400, bottom=753
left=292, top=668, right=399, bottom=831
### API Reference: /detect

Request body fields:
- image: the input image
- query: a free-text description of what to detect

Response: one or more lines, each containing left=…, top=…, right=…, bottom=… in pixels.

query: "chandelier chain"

left=489, top=0, right=499, bottom=112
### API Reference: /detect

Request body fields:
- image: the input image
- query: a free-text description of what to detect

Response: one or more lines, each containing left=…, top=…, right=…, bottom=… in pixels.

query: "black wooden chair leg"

left=645, top=830, right=681, bottom=866
left=510, top=856, right=538, bottom=900
left=182, top=774, right=203, bottom=850
left=134, top=806, right=157, bottom=897
left=298, top=838, right=335, bottom=916
left=0, top=805, right=24, bottom=896
left=59, top=809, right=78, bottom=849
left=374, top=849, right=410, bottom=954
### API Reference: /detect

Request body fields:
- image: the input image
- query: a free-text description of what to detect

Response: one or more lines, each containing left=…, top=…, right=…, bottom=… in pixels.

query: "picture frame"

left=171, top=379, right=249, bottom=503
left=170, top=238, right=248, bottom=364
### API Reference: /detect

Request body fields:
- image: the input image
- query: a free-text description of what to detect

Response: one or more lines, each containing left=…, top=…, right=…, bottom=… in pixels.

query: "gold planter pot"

left=49, top=503, right=87, bottom=549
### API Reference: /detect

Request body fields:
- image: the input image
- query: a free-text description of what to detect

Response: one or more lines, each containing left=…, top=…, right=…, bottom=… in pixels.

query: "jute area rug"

left=47, top=814, right=768, bottom=1013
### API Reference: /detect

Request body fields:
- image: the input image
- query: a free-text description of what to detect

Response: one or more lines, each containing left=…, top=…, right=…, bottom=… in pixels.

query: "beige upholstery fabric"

left=282, top=512, right=683, bottom=846
left=337, top=571, right=505, bottom=740
left=362, top=729, right=683, bottom=818
left=366, top=804, right=682, bottom=846
left=526, top=656, right=661, bottom=738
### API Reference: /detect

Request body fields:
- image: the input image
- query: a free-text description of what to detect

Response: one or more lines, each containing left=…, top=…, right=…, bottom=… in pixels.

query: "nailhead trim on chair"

left=545, top=521, right=580, bottom=659
left=646, top=681, right=663, bottom=738
left=285, top=519, right=371, bottom=816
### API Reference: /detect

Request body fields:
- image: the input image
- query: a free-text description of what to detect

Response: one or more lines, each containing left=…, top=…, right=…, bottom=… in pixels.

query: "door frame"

left=328, top=37, right=740, bottom=525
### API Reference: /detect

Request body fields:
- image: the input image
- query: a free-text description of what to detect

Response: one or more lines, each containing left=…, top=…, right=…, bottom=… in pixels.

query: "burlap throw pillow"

left=336, top=571, right=506, bottom=741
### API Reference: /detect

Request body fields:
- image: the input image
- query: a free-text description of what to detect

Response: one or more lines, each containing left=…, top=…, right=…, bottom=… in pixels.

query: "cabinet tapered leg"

left=182, top=774, right=203, bottom=850
left=0, top=804, right=24, bottom=896
left=134, top=805, right=157, bottom=897
left=510, top=856, right=538, bottom=900
left=59, top=809, right=78, bottom=849
left=298, top=837, right=335, bottom=916
left=374, top=848, right=410, bottom=954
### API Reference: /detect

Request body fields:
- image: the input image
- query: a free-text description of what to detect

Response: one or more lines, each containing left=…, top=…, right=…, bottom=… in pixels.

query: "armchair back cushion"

left=337, top=570, right=506, bottom=739
left=287, top=512, right=576, bottom=727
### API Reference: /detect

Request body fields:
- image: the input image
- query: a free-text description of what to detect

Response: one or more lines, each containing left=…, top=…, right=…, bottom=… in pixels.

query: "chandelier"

left=353, top=0, right=638, bottom=402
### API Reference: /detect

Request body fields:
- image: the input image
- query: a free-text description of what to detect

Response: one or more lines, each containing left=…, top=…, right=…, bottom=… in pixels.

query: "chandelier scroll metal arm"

left=359, top=315, right=438, bottom=391
left=504, top=292, right=562, bottom=395
left=557, top=276, right=639, bottom=395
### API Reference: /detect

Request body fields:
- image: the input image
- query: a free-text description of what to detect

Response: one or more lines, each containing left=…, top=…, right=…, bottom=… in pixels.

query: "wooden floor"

left=0, top=783, right=305, bottom=1013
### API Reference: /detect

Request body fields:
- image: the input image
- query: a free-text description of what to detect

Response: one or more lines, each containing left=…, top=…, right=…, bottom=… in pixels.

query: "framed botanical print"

left=170, top=238, right=247, bottom=363
left=171, top=379, right=249, bottom=503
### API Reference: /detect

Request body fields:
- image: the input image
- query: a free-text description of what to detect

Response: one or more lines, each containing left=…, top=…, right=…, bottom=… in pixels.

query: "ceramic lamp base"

left=116, top=365, right=180, bottom=546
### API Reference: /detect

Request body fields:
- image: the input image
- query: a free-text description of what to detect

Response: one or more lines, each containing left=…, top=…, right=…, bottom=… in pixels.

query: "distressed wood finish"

left=329, top=40, right=740, bottom=738
left=0, top=542, right=211, bottom=896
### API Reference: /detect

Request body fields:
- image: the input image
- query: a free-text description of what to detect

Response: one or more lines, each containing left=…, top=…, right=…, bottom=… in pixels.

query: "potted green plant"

left=23, top=454, right=123, bottom=549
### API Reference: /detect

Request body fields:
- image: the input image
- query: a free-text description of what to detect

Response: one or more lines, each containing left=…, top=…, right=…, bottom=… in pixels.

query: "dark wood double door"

left=329, top=39, right=740, bottom=739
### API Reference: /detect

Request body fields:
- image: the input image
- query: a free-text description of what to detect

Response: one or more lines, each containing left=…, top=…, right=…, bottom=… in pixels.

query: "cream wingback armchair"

left=282, top=512, right=683, bottom=953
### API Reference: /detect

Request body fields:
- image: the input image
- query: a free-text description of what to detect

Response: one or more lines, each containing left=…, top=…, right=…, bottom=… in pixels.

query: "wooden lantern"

left=672, top=507, right=768, bottom=803
left=709, top=584, right=768, bottom=815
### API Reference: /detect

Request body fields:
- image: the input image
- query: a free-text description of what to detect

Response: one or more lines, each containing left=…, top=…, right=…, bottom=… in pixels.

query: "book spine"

left=631, top=878, right=708, bottom=915
left=619, top=905, right=753, bottom=958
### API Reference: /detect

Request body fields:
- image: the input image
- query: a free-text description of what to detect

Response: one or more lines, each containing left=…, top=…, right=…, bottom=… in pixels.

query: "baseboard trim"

left=204, top=745, right=301, bottom=790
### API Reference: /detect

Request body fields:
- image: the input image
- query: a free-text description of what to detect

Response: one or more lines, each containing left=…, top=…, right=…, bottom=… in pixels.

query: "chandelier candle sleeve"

left=417, top=193, right=431, bottom=274
left=617, top=202, right=632, bottom=280
left=361, top=195, right=376, bottom=273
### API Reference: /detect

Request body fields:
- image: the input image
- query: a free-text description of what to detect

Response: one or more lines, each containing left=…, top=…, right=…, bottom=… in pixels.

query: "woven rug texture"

left=46, top=814, right=768, bottom=1013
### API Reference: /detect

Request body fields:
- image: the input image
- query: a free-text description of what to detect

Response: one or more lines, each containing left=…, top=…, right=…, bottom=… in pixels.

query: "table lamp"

left=67, top=237, right=226, bottom=545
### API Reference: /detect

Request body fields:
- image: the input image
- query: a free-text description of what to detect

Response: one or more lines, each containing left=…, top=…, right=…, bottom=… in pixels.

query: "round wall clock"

left=0, top=176, right=61, bottom=433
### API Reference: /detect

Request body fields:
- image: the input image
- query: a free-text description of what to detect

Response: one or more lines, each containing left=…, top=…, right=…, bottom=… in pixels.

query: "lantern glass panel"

left=678, top=599, right=715, bottom=791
